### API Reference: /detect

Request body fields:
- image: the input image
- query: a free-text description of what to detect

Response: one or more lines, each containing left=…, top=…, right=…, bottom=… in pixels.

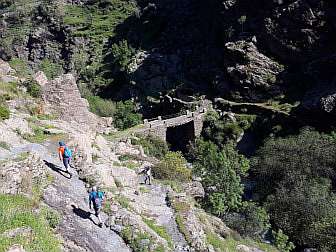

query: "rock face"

left=0, top=154, right=47, bottom=195
left=127, top=51, right=182, bottom=96
left=39, top=73, right=113, bottom=133
left=0, top=59, right=18, bottom=83
left=262, top=0, right=336, bottom=62
left=225, top=40, right=284, bottom=101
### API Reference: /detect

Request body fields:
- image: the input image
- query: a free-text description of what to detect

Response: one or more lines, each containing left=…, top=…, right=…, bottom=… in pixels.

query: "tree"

left=113, top=100, right=142, bottom=130
left=266, top=178, right=336, bottom=251
left=193, top=139, right=249, bottom=216
left=251, top=128, right=336, bottom=199
left=252, top=128, right=336, bottom=251
left=110, top=40, right=136, bottom=72
left=224, top=201, right=270, bottom=238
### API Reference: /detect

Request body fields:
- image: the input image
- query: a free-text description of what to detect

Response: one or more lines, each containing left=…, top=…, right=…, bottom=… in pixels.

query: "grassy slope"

left=0, top=194, right=60, bottom=252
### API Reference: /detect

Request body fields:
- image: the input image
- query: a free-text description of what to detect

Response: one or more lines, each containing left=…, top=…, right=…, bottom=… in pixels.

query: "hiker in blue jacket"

left=89, top=186, right=105, bottom=228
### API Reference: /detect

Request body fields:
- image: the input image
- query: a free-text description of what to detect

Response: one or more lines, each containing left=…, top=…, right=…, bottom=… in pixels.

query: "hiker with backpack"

left=58, top=141, right=73, bottom=176
left=89, top=186, right=105, bottom=228
left=138, top=166, right=152, bottom=185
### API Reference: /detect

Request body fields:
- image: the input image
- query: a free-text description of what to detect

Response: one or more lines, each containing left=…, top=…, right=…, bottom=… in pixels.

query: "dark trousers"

left=63, top=157, right=70, bottom=170
left=144, top=175, right=151, bottom=185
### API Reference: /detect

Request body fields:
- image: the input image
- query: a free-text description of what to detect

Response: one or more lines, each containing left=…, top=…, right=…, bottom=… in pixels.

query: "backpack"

left=92, top=192, right=104, bottom=208
left=64, top=147, right=72, bottom=158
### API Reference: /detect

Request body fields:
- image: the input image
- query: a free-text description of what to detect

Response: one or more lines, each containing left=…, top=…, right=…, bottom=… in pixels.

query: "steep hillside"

left=0, top=61, right=280, bottom=252
left=1, top=1, right=336, bottom=252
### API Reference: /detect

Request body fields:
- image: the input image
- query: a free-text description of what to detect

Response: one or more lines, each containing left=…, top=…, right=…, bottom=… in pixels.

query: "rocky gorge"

left=1, top=0, right=336, bottom=252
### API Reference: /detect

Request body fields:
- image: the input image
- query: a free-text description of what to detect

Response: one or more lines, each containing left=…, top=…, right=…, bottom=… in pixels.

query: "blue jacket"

left=89, top=191, right=104, bottom=208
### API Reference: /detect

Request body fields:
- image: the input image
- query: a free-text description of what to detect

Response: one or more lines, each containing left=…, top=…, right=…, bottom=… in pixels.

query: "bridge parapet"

left=138, top=104, right=210, bottom=141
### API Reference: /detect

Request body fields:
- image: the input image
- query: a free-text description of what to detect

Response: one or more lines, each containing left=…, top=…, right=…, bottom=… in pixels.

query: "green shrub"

left=272, top=229, right=295, bottom=252
left=224, top=201, right=270, bottom=238
left=121, top=226, right=152, bottom=252
left=143, top=218, right=173, bottom=248
left=0, top=81, right=18, bottom=97
left=41, top=207, right=61, bottom=229
left=153, top=151, right=191, bottom=182
left=9, top=58, right=31, bottom=77
left=132, top=135, right=169, bottom=159
left=110, top=40, right=136, bottom=72
left=39, top=59, right=63, bottom=79
left=86, top=95, right=116, bottom=117
left=113, top=100, right=142, bottom=130
left=0, top=104, right=10, bottom=120
left=25, top=79, right=42, bottom=98
left=0, top=141, right=10, bottom=150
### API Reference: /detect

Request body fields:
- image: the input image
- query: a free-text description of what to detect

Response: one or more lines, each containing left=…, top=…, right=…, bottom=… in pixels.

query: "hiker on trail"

left=139, top=166, right=152, bottom=185
left=58, top=141, right=72, bottom=175
left=89, top=186, right=105, bottom=228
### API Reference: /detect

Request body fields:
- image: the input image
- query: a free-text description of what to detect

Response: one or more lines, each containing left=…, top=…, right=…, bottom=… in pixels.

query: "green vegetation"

left=0, top=104, right=10, bottom=120
left=206, top=232, right=279, bottom=252
left=25, top=79, right=42, bottom=98
left=139, top=186, right=149, bottom=193
left=23, top=125, right=65, bottom=143
left=252, top=128, right=336, bottom=251
left=41, top=207, right=61, bottom=229
left=158, top=180, right=183, bottom=193
left=86, top=97, right=142, bottom=129
left=0, top=194, right=60, bottom=252
left=38, top=59, right=63, bottom=80
left=9, top=58, right=31, bottom=77
left=110, top=40, right=136, bottom=72
left=121, top=226, right=164, bottom=252
left=0, top=82, right=18, bottom=98
left=224, top=201, right=270, bottom=238
left=175, top=214, right=192, bottom=245
left=62, top=1, right=137, bottom=92
left=115, top=195, right=130, bottom=209
left=202, top=110, right=256, bottom=147
left=192, top=139, right=249, bottom=215
left=143, top=218, right=173, bottom=248
left=123, top=160, right=139, bottom=170
left=132, top=135, right=169, bottom=159
left=0, top=141, right=10, bottom=150
left=272, top=229, right=295, bottom=252
left=86, top=95, right=116, bottom=117
left=113, top=100, right=142, bottom=130
left=153, top=151, right=191, bottom=182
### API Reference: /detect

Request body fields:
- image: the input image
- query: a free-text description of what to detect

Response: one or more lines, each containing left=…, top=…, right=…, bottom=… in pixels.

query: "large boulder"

left=225, top=40, right=284, bottom=101
left=38, top=73, right=113, bottom=133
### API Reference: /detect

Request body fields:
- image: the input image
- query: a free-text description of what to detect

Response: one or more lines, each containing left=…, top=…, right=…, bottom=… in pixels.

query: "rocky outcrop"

left=262, top=0, right=336, bottom=62
left=0, top=59, right=19, bottom=83
left=127, top=51, right=182, bottom=96
left=0, top=153, right=47, bottom=195
left=225, top=40, right=284, bottom=101
left=38, top=73, right=113, bottom=133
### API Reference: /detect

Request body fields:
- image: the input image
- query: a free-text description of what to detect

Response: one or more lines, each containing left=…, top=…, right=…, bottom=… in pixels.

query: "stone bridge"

left=137, top=105, right=210, bottom=151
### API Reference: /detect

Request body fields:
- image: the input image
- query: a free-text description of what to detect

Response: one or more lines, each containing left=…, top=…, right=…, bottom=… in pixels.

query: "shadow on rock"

left=71, top=205, right=98, bottom=226
left=43, top=160, right=71, bottom=179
